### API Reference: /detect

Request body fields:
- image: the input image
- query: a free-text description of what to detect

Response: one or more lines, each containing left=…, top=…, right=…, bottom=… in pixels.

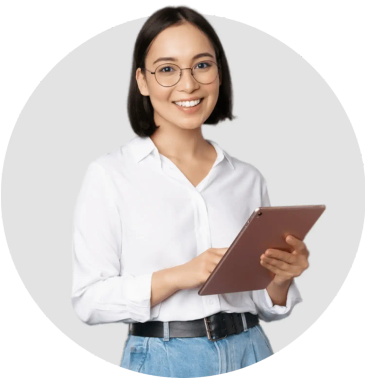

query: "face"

left=136, top=22, right=222, bottom=131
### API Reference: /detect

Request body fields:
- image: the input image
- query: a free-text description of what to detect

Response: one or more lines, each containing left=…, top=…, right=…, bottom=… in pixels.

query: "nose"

left=177, top=68, right=199, bottom=89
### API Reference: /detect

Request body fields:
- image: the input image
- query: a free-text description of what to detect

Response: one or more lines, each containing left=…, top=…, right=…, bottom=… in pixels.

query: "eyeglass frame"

left=142, top=60, right=221, bottom=87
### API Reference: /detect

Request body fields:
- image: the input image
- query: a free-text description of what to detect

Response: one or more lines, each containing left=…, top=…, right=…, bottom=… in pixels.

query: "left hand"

left=260, top=235, right=310, bottom=285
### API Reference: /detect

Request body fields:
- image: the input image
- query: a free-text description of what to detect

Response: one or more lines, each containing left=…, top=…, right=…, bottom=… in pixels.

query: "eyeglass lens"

left=155, top=61, right=218, bottom=87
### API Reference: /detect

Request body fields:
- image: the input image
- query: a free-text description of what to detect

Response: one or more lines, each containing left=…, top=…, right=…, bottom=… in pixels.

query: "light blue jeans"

left=120, top=323, right=274, bottom=377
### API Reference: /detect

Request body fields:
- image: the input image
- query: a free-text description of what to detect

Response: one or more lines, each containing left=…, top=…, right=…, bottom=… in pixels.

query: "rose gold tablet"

left=198, top=204, right=326, bottom=296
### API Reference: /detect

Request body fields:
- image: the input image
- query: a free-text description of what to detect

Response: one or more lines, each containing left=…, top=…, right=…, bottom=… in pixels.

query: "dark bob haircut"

left=127, top=6, right=236, bottom=137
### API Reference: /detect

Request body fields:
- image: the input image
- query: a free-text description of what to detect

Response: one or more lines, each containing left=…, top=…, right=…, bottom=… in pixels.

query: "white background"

left=0, top=14, right=365, bottom=366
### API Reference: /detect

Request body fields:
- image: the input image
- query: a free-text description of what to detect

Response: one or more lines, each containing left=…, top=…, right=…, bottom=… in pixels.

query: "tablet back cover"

left=198, top=205, right=325, bottom=296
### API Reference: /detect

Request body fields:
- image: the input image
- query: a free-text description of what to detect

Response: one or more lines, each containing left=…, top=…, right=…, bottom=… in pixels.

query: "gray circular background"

left=2, top=15, right=364, bottom=366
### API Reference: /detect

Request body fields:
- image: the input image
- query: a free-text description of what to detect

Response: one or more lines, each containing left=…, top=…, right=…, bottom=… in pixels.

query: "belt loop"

left=163, top=321, right=170, bottom=341
left=241, top=313, right=248, bottom=332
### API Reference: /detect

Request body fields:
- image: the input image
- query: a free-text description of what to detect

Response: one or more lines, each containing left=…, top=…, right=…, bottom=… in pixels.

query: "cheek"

left=149, top=89, right=173, bottom=110
left=204, top=93, right=219, bottom=114
left=205, top=84, right=220, bottom=106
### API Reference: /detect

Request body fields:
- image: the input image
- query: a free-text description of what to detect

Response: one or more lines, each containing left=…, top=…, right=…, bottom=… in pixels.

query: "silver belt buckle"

left=203, top=316, right=228, bottom=342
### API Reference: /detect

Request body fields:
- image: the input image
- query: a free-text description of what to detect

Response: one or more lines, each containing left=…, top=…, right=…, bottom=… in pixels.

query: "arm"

left=71, top=162, right=179, bottom=325
left=150, top=266, right=181, bottom=308
left=266, top=278, right=293, bottom=306
left=252, top=278, right=303, bottom=322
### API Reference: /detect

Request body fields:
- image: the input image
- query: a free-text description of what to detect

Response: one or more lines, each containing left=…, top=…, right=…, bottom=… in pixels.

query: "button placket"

left=191, top=190, right=211, bottom=254
left=159, top=150, right=222, bottom=314
left=190, top=189, right=220, bottom=312
left=198, top=192, right=212, bottom=250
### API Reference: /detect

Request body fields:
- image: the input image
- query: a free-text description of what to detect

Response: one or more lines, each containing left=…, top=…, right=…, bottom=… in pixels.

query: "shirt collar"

left=130, top=135, right=235, bottom=170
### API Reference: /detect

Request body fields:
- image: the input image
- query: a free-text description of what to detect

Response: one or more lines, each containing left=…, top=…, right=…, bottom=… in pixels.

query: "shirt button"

left=209, top=299, right=214, bottom=305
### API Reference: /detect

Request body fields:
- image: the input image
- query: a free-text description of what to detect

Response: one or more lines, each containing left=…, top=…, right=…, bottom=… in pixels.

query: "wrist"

left=272, top=276, right=293, bottom=287
left=266, top=277, right=293, bottom=306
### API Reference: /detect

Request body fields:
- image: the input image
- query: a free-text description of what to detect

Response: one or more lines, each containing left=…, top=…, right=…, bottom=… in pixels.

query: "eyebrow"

left=152, top=52, right=215, bottom=66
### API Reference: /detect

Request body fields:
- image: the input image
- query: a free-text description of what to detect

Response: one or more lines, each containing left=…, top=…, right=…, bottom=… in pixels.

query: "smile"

left=173, top=97, right=204, bottom=114
left=174, top=98, right=202, bottom=108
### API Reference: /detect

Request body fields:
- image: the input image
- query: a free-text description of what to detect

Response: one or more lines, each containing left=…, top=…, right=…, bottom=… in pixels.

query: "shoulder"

left=87, top=140, right=134, bottom=176
left=229, top=154, right=267, bottom=183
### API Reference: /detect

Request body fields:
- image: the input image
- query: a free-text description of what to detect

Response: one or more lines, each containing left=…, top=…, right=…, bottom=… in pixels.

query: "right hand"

left=175, top=247, right=229, bottom=290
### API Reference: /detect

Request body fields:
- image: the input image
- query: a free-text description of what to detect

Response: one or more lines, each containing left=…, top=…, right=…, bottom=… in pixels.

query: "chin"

left=175, top=121, right=204, bottom=130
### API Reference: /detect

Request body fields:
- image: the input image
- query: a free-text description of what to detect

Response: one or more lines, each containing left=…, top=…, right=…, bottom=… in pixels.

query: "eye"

left=159, top=66, right=175, bottom=73
left=195, top=61, right=212, bottom=69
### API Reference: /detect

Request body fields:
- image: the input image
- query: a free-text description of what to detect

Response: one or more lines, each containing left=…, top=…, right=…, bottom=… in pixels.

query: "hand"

left=175, top=247, right=229, bottom=290
left=260, top=235, right=310, bottom=285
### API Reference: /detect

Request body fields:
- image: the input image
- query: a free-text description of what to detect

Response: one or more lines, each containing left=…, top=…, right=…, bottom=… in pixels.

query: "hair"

left=127, top=6, right=237, bottom=137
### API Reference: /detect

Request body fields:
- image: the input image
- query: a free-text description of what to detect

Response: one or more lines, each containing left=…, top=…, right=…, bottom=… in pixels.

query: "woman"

left=71, top=6, right=309, bottom=377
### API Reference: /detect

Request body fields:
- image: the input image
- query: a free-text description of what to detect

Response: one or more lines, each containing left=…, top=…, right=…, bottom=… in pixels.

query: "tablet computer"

left=198, top=204, right=326, bottom=296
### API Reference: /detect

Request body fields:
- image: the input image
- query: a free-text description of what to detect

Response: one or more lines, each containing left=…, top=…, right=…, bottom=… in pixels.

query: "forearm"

left=150, top=265, right=182, bottom=308
left=266, top=278, right=293, bottom=306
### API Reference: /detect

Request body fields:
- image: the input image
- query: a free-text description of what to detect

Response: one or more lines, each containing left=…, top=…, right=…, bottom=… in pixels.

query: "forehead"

left=147, top=23, right=216, bottom=64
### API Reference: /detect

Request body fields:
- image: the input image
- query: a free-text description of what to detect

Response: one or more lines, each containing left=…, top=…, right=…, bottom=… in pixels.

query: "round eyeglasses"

left=143, top=60, right=220, bottom=87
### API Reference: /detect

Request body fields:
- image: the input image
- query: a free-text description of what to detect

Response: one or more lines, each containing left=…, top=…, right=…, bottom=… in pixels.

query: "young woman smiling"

left=71, top=6, right=308, bottom=377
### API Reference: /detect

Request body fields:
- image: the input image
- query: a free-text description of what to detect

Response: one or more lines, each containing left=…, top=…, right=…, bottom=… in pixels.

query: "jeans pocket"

left=255, top=325, right=274, bottom=354
left=128, top=336, right=150, bottom=372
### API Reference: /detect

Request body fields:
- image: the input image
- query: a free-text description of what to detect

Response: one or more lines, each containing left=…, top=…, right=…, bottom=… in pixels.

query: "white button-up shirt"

left=71, top=135, right=302, bottom=326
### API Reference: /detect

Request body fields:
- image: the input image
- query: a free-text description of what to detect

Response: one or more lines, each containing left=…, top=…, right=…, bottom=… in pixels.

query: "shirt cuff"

left=90, top=272, right=161, bottom=324
left=125, top=272, right=155, bottom=322
left=253, top=279, right=303, bottom=322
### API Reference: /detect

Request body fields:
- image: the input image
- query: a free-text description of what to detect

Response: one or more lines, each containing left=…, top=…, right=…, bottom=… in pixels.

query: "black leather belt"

left=129, top=312, right=259, bottom=342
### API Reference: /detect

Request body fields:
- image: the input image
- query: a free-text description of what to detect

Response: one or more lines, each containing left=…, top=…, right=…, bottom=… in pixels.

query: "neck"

left=149, top=127, right=210, bottom=161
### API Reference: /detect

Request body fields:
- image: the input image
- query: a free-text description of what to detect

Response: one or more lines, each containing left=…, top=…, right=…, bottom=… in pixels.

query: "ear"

left=136, top=68, right=150, bottom=96
left=218, top=67, right=222, bottom=86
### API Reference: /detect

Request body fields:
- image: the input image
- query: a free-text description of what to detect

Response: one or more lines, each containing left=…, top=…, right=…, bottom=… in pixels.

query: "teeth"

left=174, top=98, right=202, bottom=107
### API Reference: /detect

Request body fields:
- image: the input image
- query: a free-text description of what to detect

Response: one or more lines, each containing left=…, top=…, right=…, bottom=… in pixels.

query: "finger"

left=264, top=249, right=296, bottom=264
left=261, top=256, right=303, bottom=277
left=285, top=235, right=308, bottom=254
left=261, top=255, right=293, bottom=272
left=260, top=260, right=293, bottom=279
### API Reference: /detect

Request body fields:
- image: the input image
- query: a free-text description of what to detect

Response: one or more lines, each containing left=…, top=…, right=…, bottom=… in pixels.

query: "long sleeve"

left=252, top=279, right=303, bottom=322
left=260, top=175, right=271, bottom=208
left=251, top=174, right=303, bottom=322
left=71, top=162, right=159, bottom=325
